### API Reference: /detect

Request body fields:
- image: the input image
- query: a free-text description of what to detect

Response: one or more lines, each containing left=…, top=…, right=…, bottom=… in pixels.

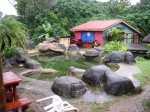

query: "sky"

left=0, top=0, right=140, bottom=16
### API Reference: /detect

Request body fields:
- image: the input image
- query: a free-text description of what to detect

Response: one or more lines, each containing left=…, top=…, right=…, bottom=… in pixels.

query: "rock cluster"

left=38, top=43, right=66, bottom=53
left=82, top=65, right=135, bottom=96
left=3, top=49, right=41, bottom=71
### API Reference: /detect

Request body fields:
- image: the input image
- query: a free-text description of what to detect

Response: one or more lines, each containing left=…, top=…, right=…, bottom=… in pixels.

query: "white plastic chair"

left=36, top=95, right=78, bottom=112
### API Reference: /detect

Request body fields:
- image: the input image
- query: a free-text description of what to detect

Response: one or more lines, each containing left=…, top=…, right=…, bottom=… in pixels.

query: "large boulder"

left=3, top=53, right=27, bottom=65
left=52, top=76, right=86, bottom=98
left=15, top=54, right=26, bottom=64
left=24, top=57, right=41, bottom=69
left=124, top=51, right=135, bottom=64
left=3, top=59, right=12, bottom=72
left=105, top=70, right=135, bottom=96
left=104, top=51, right=135, bottom=64
left=83, top=50, right=101, bottom=58
left=67, top=44, right=80, bottom=54
left=27, top=39, right=35, bottom=49
left=6, top=56, right=18, bottom=65
left=67, top=66, right=85, bottom=79
left=47, top=37, right=58, bottom=43
left=82, top=65, right=111, bottom=86
left=46, top=43, right=66, bottom=53
left=143, top=34, right=150, bottom=43
left=130, top=78, right=142, bottom=93
left=104, top=51, right=125, bottom=63
left=37, top=43, right=49, bottom=53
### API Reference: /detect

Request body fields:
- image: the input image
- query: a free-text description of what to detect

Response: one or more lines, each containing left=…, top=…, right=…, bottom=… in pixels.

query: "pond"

left=28, top=52, right=118, bottom=81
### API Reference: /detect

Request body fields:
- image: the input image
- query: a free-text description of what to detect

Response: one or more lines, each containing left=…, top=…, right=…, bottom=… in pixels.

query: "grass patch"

left=72, top=99, right=117, bottom=112
left=134, top=59, right=150, bottom=87
left=144, top=100, right=150, bottom=112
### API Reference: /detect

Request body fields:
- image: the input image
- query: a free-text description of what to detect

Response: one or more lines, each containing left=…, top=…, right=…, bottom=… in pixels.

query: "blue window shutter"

left=81, top=32, right=94, bottom=42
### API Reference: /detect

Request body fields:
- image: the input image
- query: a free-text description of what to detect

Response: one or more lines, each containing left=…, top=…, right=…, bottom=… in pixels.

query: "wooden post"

left=0, top=57, right=7, bottom=112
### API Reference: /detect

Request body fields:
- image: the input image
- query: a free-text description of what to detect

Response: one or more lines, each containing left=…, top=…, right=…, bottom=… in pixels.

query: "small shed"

left=59, top=36, right=71, bottom=47
left=70, top=19, right=141, bottom=46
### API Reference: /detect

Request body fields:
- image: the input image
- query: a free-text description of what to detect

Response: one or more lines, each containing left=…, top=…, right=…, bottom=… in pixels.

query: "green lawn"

left=134, top=59, right=150, bottom=87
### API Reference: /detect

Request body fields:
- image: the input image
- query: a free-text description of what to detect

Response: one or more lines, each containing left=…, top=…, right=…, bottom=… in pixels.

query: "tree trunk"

left=0, top=57, right=7, bottom=112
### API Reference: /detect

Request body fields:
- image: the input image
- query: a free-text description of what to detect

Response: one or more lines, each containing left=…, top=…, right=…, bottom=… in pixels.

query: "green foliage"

left=38, top=21, right=52, bottom=40
left=108, top=0, right=131, bottom=17
left=119, top=0, right=150, bottom=36
left=134, top=60, right=150, bottom=87
left=15, top=0, right=150, bottom=42
left=0, top=16, right=28, bottom=53
left=135, top=56, right=145, bottom=61
left=2, top=44, right=18, bottom=56
left=16, top=0, right=111, bottom=41
left=106, top=28, right=126, bottom=42
left=104, top=41, right=128, bottom=53
left=147, top=44, right=150, bottom=57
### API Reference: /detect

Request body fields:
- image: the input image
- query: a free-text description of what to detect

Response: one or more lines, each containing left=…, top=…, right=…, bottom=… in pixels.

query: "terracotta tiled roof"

left=70, top=19, right=141, bottom=34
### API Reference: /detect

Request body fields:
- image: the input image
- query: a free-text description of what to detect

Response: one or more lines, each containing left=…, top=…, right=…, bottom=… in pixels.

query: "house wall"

left=103, top=23, right=139, bottom=44
left=74, top=31, right=81, bottom=41
left=102, top=30, right=108, bottom=45
left=94, top=31, right=103, bottom=45
left=114, top=23, right=137, bottom=34
left=74, top=31, right=103, bottom=45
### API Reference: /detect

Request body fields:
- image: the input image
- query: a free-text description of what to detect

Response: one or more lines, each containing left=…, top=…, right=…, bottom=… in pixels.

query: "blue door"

left=81, top=32, right=94, bottom=42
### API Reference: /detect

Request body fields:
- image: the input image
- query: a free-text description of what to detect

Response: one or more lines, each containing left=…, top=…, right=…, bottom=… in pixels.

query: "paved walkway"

left=109, top=82, right=150, bottom=112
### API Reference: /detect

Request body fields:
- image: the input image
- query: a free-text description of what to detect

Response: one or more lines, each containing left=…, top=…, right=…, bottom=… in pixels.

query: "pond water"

left=30, top=53, right=102, bottom=81
left=28, top=53, right=119, bottom=82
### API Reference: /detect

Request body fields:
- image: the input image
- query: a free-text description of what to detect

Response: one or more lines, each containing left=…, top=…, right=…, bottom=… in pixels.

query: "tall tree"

left=108, top=0, right=131, bottom=18
left=119, top=0, right=150, bottom=36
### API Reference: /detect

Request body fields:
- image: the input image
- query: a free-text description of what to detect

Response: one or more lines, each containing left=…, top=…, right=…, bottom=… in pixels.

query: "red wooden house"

left=70, top=19, right=141, bottom=48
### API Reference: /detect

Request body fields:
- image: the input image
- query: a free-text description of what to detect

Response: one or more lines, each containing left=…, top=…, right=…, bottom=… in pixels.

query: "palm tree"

left=0, top=16, right=28, bottom=111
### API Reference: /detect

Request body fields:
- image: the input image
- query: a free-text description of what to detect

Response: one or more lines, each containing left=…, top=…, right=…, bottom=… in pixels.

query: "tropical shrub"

left=104, top=41, right=128, bottom=53
left=2, top=44, right=18, bottom=56
left=0, top=16, right=28, bottom=53
left=106, top=28, right=127, bottom=42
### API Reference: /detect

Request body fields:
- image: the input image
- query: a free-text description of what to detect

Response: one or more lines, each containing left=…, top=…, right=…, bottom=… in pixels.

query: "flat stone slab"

left=83, top=50, right=101, bottom=58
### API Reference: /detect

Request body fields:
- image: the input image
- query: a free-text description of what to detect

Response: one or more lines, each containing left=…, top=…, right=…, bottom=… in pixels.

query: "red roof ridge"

left=70, top=19, right=141, bottom=34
